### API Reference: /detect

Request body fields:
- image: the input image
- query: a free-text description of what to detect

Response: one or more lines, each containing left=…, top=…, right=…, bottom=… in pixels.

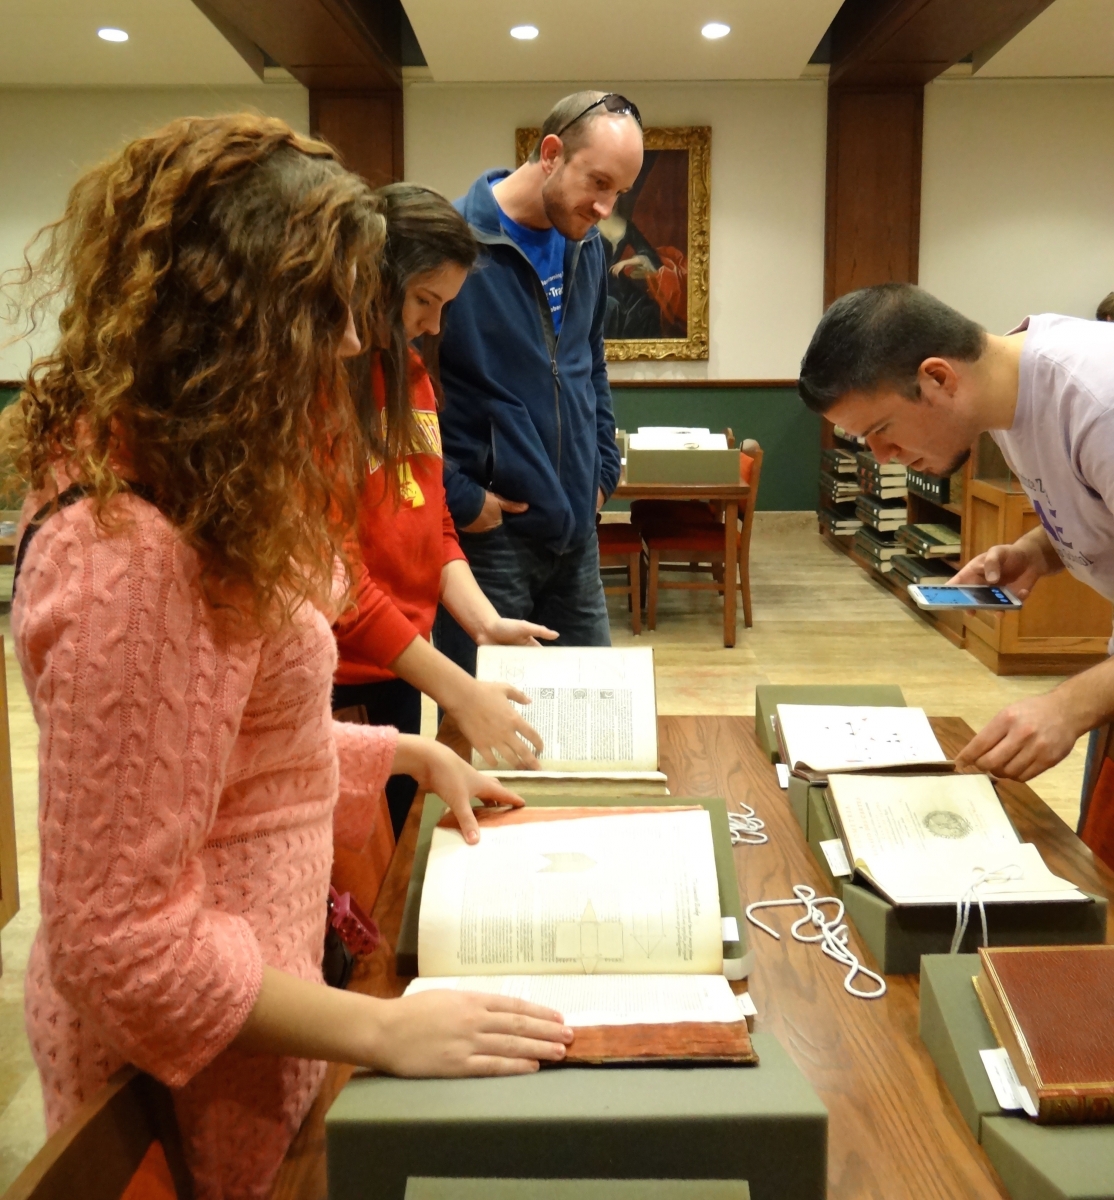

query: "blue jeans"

left=435, top=524, right=611, bottom=676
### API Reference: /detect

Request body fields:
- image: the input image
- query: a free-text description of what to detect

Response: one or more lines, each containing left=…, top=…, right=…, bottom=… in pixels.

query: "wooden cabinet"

left=0, top=637, right=17, bottom=976
left=961, top=477, right=1112, bottom=675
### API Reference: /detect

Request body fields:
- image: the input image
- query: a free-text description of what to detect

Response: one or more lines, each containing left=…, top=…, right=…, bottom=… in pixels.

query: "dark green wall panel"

left=609, top=386, right=820, bottom=511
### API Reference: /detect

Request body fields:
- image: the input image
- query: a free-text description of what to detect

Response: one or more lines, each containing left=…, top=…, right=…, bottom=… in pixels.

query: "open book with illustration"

left=775, top=703, right=952, bottom=781
left=476, top=645, right=668, bottom=796
left=825, top=773, right=1089, bottom=908
left=404, top=804, right=755, bottom=1065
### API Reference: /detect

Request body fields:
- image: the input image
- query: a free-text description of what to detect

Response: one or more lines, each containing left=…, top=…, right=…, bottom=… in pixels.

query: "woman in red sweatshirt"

left=333, top=184, right=555, bottom=836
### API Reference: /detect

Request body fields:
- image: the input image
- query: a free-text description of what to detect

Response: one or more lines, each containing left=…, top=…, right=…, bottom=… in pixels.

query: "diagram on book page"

left=776, top=704, right=948, bottom=774
left=475, top=646, right=658, bottom=772
left=418, top=809, right=722, bottom=977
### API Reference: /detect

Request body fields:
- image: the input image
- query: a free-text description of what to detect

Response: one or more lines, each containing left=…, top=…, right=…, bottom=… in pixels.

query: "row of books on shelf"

left=852, top=523, right=962, bottom=575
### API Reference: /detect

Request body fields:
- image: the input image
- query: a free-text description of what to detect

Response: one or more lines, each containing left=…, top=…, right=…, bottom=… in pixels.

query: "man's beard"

left=936, top=446, right=971, bottom=478
left=541, top=178, right=593, bottom=239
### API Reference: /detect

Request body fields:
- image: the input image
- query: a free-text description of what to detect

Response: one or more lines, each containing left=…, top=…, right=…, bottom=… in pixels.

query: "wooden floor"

left=0, top=512, right=1089, bottom=1189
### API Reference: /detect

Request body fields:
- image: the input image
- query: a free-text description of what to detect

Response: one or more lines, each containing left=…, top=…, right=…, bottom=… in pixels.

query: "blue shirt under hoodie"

left=439, top=169, right=622, bottom=554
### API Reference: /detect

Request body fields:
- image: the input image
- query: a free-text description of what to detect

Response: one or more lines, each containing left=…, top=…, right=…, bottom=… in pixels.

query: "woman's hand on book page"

left=449, top=680, right=544, bottom=771
left=952, top=527, right=1061, bottom=601
left=955, top=691, right=1081, bottom=781
left=475, top=616, right=559, bottom=649
left=393, top=736, right=524, bottom=843
left=370, top=990, right=573, bottom=1076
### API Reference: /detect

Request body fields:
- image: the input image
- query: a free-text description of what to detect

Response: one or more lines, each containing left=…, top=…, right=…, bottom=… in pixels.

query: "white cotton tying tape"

left=745, top=884, right=887, bottom=1000
left=950, top=863, right=1022, bottom=955
left=728, top=803, right=768, bottom=846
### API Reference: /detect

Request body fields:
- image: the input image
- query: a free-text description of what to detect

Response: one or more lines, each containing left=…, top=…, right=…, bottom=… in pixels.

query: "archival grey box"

left=327, top=1033, right=826, bottom=1200
left=405, top=1181, right=751, bottom=1200
left=753, top=684, right=906, bottom=763
left=798, top=792, right=1106, bottom=975
left=624, top=447, right=741, bottom=486
left=919, top=954, right=1114, bottom=1200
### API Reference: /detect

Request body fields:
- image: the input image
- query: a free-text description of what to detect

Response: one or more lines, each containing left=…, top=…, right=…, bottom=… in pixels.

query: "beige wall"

left=0, top=84, right=309, bottom=377
left=920, top=78, right=1114, bottom=333
left=403, top=79, right=829, bottom=382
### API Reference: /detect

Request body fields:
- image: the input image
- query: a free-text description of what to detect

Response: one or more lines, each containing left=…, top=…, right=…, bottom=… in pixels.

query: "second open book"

left=404, top=804, right=755, bottom=1065
left=474, top=645, right=669, bottom=795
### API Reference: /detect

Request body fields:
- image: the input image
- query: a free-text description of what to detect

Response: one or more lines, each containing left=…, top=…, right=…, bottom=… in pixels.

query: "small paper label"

left=980, top=1047, right=1036, bottom=1114
left=775, top=763, right=790, bottom=789
left=736, top=991, right=758, bottom=1018
left=819, top=838, right=853, bottom=878
left=722, top=916, right=740, bottom=943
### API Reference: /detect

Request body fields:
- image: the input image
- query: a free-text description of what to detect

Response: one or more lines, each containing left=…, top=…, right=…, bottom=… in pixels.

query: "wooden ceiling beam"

left=829, top=0, right=1058, bottom=87
left=190, top=0, right=401, bottom=90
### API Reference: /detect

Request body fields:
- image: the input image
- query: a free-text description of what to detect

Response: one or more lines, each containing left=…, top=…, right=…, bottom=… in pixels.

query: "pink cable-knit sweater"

left=13, top=493, right=398, bottom=1199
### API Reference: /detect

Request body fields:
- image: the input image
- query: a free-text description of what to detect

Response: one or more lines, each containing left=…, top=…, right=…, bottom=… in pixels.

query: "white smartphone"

left=907, top=583, right=1023, bottom=610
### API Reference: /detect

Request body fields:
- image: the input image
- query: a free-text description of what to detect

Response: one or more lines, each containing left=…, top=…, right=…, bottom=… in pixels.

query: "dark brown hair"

left=6, top=112, right=384, bottom=630
left=367, top=183, right=477, bottom=480
left=1097, top=292, right=1114, bottom=322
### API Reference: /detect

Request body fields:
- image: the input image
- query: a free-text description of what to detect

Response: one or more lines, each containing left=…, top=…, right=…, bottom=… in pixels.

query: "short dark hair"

left=798, top=284, right=987, bottom=414
left=1097, top=292, right=1114, bottom=322
left=528, top=90, right=617, bottom=163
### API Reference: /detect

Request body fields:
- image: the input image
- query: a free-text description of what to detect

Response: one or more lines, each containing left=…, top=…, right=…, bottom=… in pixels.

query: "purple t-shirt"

left=992, top=313, right=1114, bottom=603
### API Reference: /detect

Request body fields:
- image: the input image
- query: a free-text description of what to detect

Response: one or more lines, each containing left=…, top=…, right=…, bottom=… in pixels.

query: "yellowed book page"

left=827, top=773, right=1087, bottom=906
left=417, top=809, right=721, bottom=977
left=475, top=645, right=658, bottom=771
left=403, top=974, right=743, bottom=1026
left=776, top=704, right=948, bottom=774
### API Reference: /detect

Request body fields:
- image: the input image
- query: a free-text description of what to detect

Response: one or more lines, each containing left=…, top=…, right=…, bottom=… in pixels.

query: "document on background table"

left=476, top=646, right=665, bottom=786
left=825, top=773, right=1088, bottom=907
left=417, top=807, right=722, bottom=978
left=775, top=703, right=951, bottom=779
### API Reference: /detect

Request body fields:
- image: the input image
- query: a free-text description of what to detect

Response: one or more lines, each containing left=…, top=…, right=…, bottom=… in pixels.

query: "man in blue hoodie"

left=434, top=91, right=644, bottom=676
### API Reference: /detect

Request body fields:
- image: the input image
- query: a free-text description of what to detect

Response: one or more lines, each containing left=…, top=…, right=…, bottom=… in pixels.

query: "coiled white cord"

left=950, top=864, right=1022, bottom=954
left=746, top=884, right=887, bottom=1000
left=728, top=803, right=768, bottom=846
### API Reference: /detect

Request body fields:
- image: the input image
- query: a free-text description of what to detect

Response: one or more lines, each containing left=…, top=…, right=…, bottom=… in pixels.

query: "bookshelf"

left=818, top=428, right=1114, bottom=674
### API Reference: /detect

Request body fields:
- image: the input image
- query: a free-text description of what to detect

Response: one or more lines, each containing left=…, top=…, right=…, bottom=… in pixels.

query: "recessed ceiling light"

left=97, top=27, right=129, bottom=42
left=701, top=22, right=730, bottom=39
left=510, top=25, right=539, bottom=40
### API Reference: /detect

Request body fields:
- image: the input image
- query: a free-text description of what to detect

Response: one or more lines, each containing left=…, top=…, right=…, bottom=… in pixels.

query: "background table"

left=610, top=476, right=749, bottom=647
left=270, top=716, right=1114, bottom=1200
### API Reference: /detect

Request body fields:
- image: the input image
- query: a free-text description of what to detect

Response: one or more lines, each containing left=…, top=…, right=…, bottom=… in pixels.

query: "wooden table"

left=271, top=716, right=1114, bottom=1200
left=611, top=476, right=750, bottom=647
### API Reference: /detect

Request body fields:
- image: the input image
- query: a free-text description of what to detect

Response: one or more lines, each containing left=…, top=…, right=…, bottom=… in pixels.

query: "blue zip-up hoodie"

left=439, top=169, right=622, bottom=554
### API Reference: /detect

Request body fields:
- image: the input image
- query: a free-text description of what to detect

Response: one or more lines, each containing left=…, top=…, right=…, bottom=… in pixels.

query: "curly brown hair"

left=6, top=112, right=384, bottom=630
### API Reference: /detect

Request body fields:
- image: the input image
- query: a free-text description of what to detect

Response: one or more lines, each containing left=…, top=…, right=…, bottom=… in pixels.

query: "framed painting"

left=515, top=125, right=710, bottom=361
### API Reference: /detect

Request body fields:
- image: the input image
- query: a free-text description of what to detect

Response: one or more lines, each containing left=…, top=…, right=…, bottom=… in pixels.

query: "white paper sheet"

left=403, top=973, right=743, bottom=1026
left=776, top=704, right=948, bottom=774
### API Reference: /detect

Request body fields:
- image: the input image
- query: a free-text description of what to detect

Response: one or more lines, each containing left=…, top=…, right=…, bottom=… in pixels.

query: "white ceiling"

left=401, top=0, right=845, bottom=82
left=977, top=0, right=1114, bottom=78
left=0, top=0, right=263, bottom=86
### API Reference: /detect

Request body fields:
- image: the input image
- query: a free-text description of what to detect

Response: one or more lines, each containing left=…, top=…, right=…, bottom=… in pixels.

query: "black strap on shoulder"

left=12, top=484, right=94, bottom=601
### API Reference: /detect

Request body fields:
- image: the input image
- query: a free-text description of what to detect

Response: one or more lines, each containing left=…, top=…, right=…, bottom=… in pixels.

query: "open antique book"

left=476, top=645, right=669, bottom=796
left=407, top=804, right=756, bottom=1065
left=775, top=703, right=952, bottom=781
left=825, top=773, right=1089, bottom=908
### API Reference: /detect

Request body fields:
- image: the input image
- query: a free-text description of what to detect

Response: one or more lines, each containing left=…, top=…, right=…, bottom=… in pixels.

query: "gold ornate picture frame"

left=515, top=125, right=710, bottom=361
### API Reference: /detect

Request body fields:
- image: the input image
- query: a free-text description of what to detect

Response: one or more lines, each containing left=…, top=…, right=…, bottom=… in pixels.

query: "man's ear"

left=538, top=134, right=564, bottom=176
left=918, top=357, right=960, bottom=402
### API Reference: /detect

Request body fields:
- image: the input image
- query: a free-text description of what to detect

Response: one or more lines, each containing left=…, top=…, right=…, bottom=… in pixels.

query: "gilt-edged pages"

left=825, top=773, right=1087, bottom=908
left=475, top=645, right=668, bottom=793
left=775, top=703, right=951, bottom=780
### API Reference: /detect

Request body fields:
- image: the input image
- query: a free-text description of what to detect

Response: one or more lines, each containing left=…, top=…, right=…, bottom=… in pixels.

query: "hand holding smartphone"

left=907, top=583, right=1023, bottom=610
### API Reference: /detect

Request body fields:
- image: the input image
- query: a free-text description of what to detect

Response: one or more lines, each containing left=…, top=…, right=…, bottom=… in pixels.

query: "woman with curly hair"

left=8, top=113, right=571, bottom=1199
left=333, top=183, right=558, bottom=838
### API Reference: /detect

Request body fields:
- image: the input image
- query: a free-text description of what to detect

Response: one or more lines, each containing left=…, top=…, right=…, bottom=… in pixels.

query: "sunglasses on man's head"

left=554, top=93, right=643, bottom=140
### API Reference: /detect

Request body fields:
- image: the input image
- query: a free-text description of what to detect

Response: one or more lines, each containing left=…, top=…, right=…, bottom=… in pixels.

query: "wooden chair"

left=643, top=440, right=763, bottom=632
left=2, top=1067, right=193, bottom=1200
left=629, top=428, right=736, bottom=535
left=597, top=520, right=644, bottom=634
